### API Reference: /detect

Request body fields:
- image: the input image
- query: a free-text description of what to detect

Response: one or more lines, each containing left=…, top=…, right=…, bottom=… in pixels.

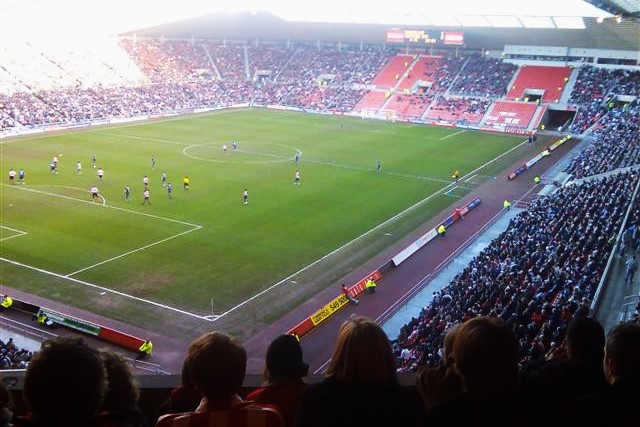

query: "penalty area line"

left=65, top=225, right=202, bottom=277
left=0, top=256, right=210, bottom=321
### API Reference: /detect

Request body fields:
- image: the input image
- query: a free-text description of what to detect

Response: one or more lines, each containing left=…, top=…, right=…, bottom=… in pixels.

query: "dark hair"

left=605, top=323, right=640, bottom=380
left=186, top=332, right=246, bottom=399
left=326, top=316, right=397, bottom=386
left=100, top=349, right=140, bottom=412
left=24, top=338, right=107, bottom=427
left=450, top=317, right=518, bottom=395
left=265, top=335, right=309, bottom=378
left=565, top=316, right=604, bottom=366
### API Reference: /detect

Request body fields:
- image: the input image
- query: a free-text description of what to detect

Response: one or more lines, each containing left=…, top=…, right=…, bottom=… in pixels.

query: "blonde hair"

left=326, top=316, right=397, bottom=386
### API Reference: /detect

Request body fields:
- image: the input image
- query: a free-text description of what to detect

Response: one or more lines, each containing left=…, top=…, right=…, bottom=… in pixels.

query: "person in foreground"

left=425, top=316, right=525, bottom=427
left=294, top=316, right=425, bottom=427
left=247, top=335, right=308, bottom=427
left=14, top=337, right=107, bottom=427
left=156, top=331, right=284, bottom=427
left=561, top=322, right=640, bottom=427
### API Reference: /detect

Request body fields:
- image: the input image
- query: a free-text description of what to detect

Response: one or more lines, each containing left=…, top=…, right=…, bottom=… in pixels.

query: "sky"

left=0, top=0, right=611, bottom=38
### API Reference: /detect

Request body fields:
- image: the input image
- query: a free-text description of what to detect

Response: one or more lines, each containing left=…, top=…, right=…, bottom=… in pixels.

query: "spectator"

left=295, top=316, right=425, bottom=427
left=521, top=316, right=608, bottom=426
left=426, top=317, right=523, bottom=427
left=246, top=335, right=308, bottom=427
left=15, top=337, right=107, bottom=427
left=99, top=349, right=148, bottom=427
left=155, top=360, right=202, bottom=422
left=156, top=331, right=284, bottom=427
left=561, top=322, right=640, bottom=427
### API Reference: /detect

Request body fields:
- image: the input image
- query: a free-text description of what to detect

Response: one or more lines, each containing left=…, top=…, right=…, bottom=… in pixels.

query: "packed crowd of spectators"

left=120, top=39, right=211, bottom=84
left=394, top=171, right=637, bottom=375
left=0, top=337, right=33, bottom=370
left=569, top=66, right=640, bottom=133
left=565, top=102, right=639, bottom=179
left=450, top=53, right=517, bottom=98
left=206, top=43, right=248, bottom=82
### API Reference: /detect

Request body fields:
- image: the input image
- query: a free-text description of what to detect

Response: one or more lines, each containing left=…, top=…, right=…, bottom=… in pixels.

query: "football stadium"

left=0, top=0, right=639, bottom=425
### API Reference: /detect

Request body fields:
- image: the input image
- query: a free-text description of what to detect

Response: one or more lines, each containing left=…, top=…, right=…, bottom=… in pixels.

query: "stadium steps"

left=201, top=44, right=222, bottom=80
left=443, top=55, right=472, bottom=97
left=529, top=105, right=547, bottom=130
left=560, top=66, right=582, bottom=104
left=478, top=101, right=497, bottom=126
left=372, top=55, right=414, bottom=89
left=379, top=56, right=421, bottom=111
left=243, top=45, right=250, bottom=80
left=274, top=48, right=297, bottom=81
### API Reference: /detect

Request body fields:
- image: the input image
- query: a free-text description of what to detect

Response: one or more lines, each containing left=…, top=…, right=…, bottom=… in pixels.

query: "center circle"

left=182, top=141, right=299, bottom=164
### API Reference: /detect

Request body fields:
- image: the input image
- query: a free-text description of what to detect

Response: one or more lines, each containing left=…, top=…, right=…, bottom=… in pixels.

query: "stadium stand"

left=394, top=171, right=638, bottom=372
left=449, top=53, right=517, bottom=98
left=352, top=90, right=388, bottom=113
left=483, top=101, right=538, bottom=128
left=372, top=54, right=413, bottom=88
left=0, top=337, right=34, bottom=369
left=568, top=66, right=640, bottom=133
left=247, top=44, right=294, bottom=82
left=507, top=65, right=571, bottom=102
left=565, top=102, right=640, bottom=179
left=384, top=93, right=433, bottom=119
left=425, top=96, right=491, bottom=124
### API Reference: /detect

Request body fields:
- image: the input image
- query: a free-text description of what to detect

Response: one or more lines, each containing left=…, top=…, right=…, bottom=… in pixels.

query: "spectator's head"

left=23, top=337, right=107, bottom=427
left=0, top=381, right=11, bottom=427
left=565, top=316, right=605, bottom=367
left=326, top=316, right=397, bottom=386
left=450, top=317, right=518, bottom=396
left=603, top=322, right=640, bottom=384
left=186, top=332, right=246, bottom=400
left=265, top=334, right=308, bottom=380
left=99, top=349, right=140, bottom=413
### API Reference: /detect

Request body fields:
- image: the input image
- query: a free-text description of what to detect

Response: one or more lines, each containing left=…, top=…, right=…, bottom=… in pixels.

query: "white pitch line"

left=2, top=184, right=201, bottom=228
left=211, top=138, right=530, bottom=323
left=0, top=232, right=28, bottom=243
left=440, top=129, right=467, bottom=140
left=0, top=225, right=27, bottom=235
left=65, top=225, right=202, bottom=277
left=0, top=256, right=209, bottom=321
left=464, top=173, right=478, bottom=183
left=302, top=158, right=452, bottom=184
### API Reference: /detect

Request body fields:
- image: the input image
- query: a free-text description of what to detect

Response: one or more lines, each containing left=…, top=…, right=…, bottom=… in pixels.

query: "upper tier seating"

left=450, top=53, right=517, bottom=98
left=372, top=55, right=413, bottom=88
left=507, top=66, right=571, bottom=102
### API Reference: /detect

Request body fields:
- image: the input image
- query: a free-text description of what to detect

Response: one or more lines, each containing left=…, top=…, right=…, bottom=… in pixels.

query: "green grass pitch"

left=0, top=109, right=523, bottom=332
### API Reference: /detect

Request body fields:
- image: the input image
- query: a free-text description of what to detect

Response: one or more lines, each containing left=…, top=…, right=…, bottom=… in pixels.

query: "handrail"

left=0, top=317, right=58, bottom=343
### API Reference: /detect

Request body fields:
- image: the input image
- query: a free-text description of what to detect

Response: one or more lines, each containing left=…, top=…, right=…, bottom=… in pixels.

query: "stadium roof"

left=0, top=0, right=616, bottom=38
left=584, top=1, right=640, bottom=18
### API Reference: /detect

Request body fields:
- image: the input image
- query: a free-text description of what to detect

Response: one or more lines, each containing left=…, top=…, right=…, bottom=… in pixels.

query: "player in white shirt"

left=97, top=168, right=104, bottom=181
left=142, top=189, right=151, bottom=205
left=8, top=168, right=16, bottom=183
left=143, top=175, right=149, bottom=187
left=161, top=172, right=167, bottom=187
left=76, top=161, right=82, bottom=174
left=242, top=189, right=249, bottom=205
left=294, top=170, right=301, bottom=185
left=223, top=144, right=228, bottom=153
left=90, top=185, right=99, bottom=201
left=52, top=156, right=58, bottom=165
